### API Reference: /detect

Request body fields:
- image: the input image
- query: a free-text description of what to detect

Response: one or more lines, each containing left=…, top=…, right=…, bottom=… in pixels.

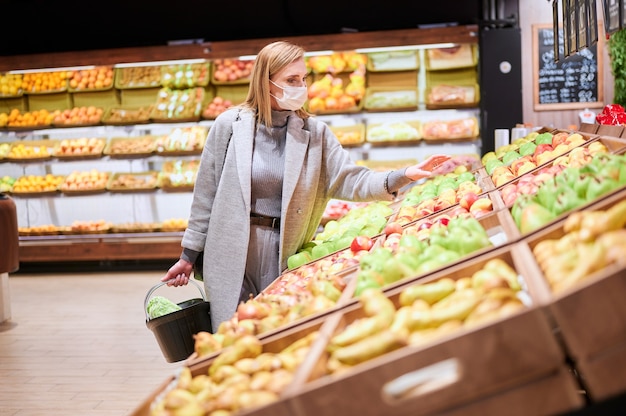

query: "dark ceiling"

left=1, top=0, right=484, bottom=56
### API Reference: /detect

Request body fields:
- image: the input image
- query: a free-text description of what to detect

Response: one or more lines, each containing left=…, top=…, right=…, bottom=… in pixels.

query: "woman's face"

left=269, top=58, right=308, bottom=110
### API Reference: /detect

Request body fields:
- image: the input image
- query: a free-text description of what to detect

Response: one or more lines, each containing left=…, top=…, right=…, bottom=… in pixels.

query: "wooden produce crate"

left=367, top=70, right=418, bottom=89
left=579, top=122, right=599, bottom=134
left=131, top=315, right=332, bottom=416
left=329, top=123, right=365, bottom=147
left=0, top=96, right=26, bottom=113
left=425, top=83, right=480, bottom=110
left=425, top=44, right=478, bottom=71
left=101, top=105, right=153, bottom=125
left=366, top=120, right=421, bottom=145
left=437, top=366, right=583, bottom=416
left=5, top=139, right=57, bottom=162
left=287, top=243, right=566, bottom=416
left=574, top=339, right=626, bottom=402
left=522, top=188, right=626, bottom=362
left=71, top=88, right=120, bottom=109
left=214, top=84, right=248, bottom=106
left=366, top=50, right=419, bottom=72
left=425, top=67, right=478, bottom=90
left=114, top=65, right=163, bottom=89
left=27, top=91, right=72, bottom=111
left=595, top=123, right=624, bottom=137
left=363, top=86, right=418, bottom=112
left=103, top=136, right=157, bottom=158
left=421, top=116, right=480, bottom=141
left=52, top=137, right=106, bottom=160
left=106, top=171, right=158, bottom=192
left=119, top=87, right=161, bottom=107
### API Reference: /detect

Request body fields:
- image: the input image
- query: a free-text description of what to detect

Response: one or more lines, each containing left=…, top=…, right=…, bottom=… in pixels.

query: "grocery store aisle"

left=0, top=270, right=198, bottom=416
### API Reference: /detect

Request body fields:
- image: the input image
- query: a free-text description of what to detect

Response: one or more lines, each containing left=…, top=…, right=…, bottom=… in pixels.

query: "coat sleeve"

left=315, top=121, right=399, bottom=202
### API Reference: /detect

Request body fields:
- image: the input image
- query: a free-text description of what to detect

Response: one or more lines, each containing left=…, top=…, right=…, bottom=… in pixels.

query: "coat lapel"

left=231, top=112, right=255, bottom=214
left=282, top=116, right=310, bottom=215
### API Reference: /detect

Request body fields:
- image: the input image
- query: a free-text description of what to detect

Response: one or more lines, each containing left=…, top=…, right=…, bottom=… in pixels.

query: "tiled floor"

left=0, top=270, right=202, bottom=416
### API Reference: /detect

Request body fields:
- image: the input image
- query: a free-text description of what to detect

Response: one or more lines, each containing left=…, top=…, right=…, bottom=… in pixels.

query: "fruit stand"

left=0, top=27, right=483, bottom=265
left=131, top=127, right=626, bottom=415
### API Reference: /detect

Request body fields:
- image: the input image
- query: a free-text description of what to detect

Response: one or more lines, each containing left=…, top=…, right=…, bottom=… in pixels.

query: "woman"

left=162, top=40, right=450, bottom=331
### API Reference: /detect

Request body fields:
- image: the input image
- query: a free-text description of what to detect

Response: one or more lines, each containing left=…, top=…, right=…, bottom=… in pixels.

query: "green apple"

left=502, top=150, right=521, bottom=166
left=519, top=141, right=537, bottom=156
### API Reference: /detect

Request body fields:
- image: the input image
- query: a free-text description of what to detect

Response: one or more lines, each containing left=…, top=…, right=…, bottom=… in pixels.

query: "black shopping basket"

left=144, top=279, right=212, bottom=363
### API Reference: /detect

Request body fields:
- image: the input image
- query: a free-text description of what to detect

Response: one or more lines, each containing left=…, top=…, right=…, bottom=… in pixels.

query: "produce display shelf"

left=18, top=232, right=184, bottom=263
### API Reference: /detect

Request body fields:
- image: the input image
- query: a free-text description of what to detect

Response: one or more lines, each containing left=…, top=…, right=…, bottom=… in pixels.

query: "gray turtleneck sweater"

left=250, top=110, right=288, bottom=218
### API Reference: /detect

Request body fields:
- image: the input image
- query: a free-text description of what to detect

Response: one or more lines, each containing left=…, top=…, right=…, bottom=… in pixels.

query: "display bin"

left=365, top=119, right=421, bottom=144
left=366, top=50, right=419, bottom=72
left=131, top=314, right=334, bottom=416
left=595, top=123, right=624, bottom=137
left=5, top=139, right=57, bottom=162
left=52, top=137, right=106, bottom=160
left=0, top=96, right=26, bottom=113
left=424, top=44, right=478, bottom=71
left=579, top=122, right=599, bottom=134
left=114, top=65, right=163, bottom=89
left=329, top=123, right=365, bottom=147
left=425, top=66, right=478, bottom=89
left=160, top=61, right=211, bottom=88
left=361, top=208, right=522, bottom=301
left=210, top=58, right=253, bottom=85
left=367, top=70, right=418, bottom=89
left=214, top=84, right=248, bottom=106
left=71, top=89, right=120, bottom=110
left=522, top=188, right=626, bottom=362
left=363, top=86, right=418, bottom=112
left=287, top=243, right=565, bottom=416
left=425, top=83, right=480, bottom=110
left=27, top=92, right=72, bottom=111
left=437, top=366, right=583, bottom=416
left=119, top=87, right=160, bottom=107
left=487, top=129, right=602, bottom=191
left=575, top=339, right=626, bottom=402
left=101, top=105, right=153, bottom=125
left=103, top=136, right=156, bottom=158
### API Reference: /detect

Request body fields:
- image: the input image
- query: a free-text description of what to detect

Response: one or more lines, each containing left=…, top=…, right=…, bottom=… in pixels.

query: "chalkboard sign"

left=533, top=24, right=604, bottom=111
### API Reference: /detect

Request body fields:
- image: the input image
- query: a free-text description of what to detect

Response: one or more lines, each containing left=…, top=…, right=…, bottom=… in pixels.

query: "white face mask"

left=270, top=79, right=307, bottom=111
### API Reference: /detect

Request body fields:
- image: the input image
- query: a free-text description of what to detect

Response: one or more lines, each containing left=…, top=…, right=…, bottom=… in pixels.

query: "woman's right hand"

left=162, top=258, right=194, bottom=287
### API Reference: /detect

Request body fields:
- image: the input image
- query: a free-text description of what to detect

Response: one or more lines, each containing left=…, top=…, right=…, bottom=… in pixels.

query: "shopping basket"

left=144, top=279, right=212, bottom=363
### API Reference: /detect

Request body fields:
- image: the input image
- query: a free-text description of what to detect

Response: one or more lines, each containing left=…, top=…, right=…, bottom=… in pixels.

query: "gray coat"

left=181, top=107, right=394, bottom=331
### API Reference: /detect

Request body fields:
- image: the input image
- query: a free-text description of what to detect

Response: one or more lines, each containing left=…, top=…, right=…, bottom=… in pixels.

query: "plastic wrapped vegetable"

left=147, top=295, right=182, bottom=319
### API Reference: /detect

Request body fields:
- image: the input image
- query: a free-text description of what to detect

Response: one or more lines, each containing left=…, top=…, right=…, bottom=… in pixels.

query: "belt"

left=250, top=213, right=281, bottom=229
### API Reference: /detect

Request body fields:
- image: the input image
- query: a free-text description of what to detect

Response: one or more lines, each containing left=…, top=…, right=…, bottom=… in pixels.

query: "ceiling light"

left=115, top=59, right=207, bottom=68
left=355, top=43, right=457, bottom=53
left=9, top=65, right=95, bottom=74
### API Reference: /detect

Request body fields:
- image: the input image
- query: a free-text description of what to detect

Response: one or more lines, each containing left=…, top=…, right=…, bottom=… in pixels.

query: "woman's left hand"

left=405, top=154, right=451, bottom=180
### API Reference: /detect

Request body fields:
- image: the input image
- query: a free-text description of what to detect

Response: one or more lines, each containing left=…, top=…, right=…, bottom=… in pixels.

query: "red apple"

left=447, top=205, right=470, bottom=218
left=350, top=235, right=373, bottom=253
left=533, top=143, right=553, bottom=156
left=469, top=197, right=493, bottom=213
left=417, top=220, right=433, bottom=231
left=433, top=198, right=453, bottom=212
left=459, top=191, right=479, bottom=210
left=551, top=132, right=569, bottom=147
left=383, top=222, right=404, bottom=236
left=435, top=216, right=450, bottom=226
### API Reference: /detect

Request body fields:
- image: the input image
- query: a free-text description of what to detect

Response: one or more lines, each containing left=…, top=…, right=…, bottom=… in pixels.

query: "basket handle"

left=144, top=279, right=206, bottom=321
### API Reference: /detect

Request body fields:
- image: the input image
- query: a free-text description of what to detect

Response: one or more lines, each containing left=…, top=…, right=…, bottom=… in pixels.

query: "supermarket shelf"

left=19, top=231, right=183, bottom=262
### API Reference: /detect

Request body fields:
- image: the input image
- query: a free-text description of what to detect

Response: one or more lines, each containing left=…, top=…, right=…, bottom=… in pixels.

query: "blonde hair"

left=241, top=41, right=310, bottom=128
